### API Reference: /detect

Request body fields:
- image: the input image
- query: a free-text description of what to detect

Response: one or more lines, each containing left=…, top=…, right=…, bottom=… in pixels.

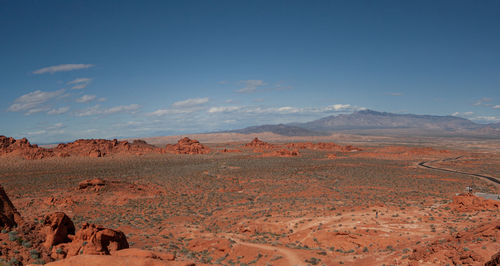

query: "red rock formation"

left=447, top=193, right=500, bottom=212
left=79, top=178, right=106, bottom=191
left=486, top=251, right=500, bottom=266
left=64, top=223, right=129, bottom=257
left=41, top=212, right=76, bottom=248
left=44, top=254, right=179, bottom=266
left=113, top=248, right=175, bottom=261
left=409, top=221, right=499, bottom=265
left=0, top=136, right=162, bottom=159
left=165, top=137, right=210, bottom=154
left=244, top=138, right=274, bottom=150
left=262, top=149, right=300, bottom=157
left=0, top=185, right=23, bottom=228
left=286, top=142, right=361, bottom=152
left=53, top=138, right=161, bottom=157
left=0, top=135, right=54, bottom=159
left=50, top=222, right=129, bottom=259
left=221, top=148, right=241, bottom=153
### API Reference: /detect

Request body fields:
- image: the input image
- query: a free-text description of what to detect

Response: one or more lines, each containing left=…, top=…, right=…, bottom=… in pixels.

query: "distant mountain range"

left=229, top=124, right=328, bottom=136
left=227, top=110, right=500, bottom=137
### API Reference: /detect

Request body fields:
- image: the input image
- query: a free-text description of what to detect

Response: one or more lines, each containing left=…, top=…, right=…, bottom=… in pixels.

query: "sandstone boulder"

left=42, top=212, right=75, bottom=248
left=79, top=178, right=106, bottom=190
left=486, top=251, right=500, bottom=266
left=0, top=185, right=23, bottom=228
left=165, top=137, right=210, bottom=154
left=113, top=248, right=175, bottom=261
left=44, top=254, right=175, bottom=266
left=448, top=193, right=500, bottom=212
left=244, top=138, right=274, bottom=149
left=65, top=223, right=129, bottom=256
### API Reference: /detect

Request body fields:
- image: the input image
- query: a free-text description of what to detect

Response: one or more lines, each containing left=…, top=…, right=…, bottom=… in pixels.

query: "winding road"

left=418, top=156, right=500, bottom=185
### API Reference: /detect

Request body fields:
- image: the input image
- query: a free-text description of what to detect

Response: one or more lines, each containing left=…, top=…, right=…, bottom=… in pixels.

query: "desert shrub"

left=305, top=257, right=321, bottom=265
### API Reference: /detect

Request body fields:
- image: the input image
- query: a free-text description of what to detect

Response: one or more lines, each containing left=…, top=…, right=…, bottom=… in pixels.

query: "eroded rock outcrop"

left=53, top=138, right=161, bottom=157
left=64, top=223, right=129, bottom=257
left=244, top=138, right=300, bottom=157
left=0, top=136, right=162, bottom=160
left=165, top=137, right=210, bottom=154
left=48, top=222, right=129, bottom=260
left=262, top=148, right=300, bottom=157
left=79, top=178, right=106, bottom=191
left=44, top=254, right=176, bottom=266
left=409, top=221, right=500, bottom=265
left=486, top=251, right=500, bottom=266
left=244, top=138, right=274, bottom=150
left=0, top=186, right=145, bottom=265
left=0, top=136, right=53, bottom=160
left=0, top=185, right=23, bottom=228
left=286, top=142, right=361, bottom=152
left=41, top=212, right=76, bottom=248
left=447, top=193, right=500, bottom=212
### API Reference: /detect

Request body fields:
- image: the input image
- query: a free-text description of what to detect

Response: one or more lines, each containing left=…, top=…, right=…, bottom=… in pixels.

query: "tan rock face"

left=42, top=212, right=76, bottom=248
left=165, top=137, right=210, bottom=154
left=0, top=185, right=23, bottom=228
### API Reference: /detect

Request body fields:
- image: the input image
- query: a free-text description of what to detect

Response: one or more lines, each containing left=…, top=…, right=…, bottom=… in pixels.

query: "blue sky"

left=1, top=0, right=499, bottom=143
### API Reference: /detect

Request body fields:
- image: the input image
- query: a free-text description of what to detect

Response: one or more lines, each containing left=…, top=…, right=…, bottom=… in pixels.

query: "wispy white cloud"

left=323, top=104, right=353, bottom=111
left=25, top=108, right=48, bottom=116
left=207, top=103, right=356, bottom=115
left=7, top=89, right=65, bottom=114
left=172, top=97, right=209, bottom=108
left=48, top=123, right=64, bottom=130
left=67, top=78, right=92, bottom=84
left=386, top=92, right=403, bottom=96
left=67, top=77, right=92, bottom=90
left=76, top=104, right=141, bottom=117
left=71, top=84, right=87, bottom=90
left=148, top=108, right=194, bottom=116
left=208, top=106, right=242, bottom=113
left=76, top=94, right=96, bottom=103
left=105, top=104, right=141, bottom=114
left=452, top=111, right=499, bottom=123
left=26, top=130, right=47, bottom=136
left=473, top=97, right=493, bottom=107
left=149, top=97, right=210, bottom=116
left=471, top=116, right=500, bottom=123
left=452, top=111, right=474, bottom=116
left=47, top=106, right=70, bottom=115
left=33, top=64, right=94, bottom=74
left=236, top=80, right=265, bottom=93
left=25, top=123, right=65, bottom=137
left=493, top=105, right=500, bottom=109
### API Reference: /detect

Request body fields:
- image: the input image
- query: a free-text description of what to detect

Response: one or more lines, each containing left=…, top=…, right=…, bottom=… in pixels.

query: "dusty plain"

left=0, top=134, right=499, bottom=265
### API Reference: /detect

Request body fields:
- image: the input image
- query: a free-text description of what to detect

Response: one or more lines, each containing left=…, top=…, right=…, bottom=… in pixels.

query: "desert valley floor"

left=0, top=135, right=499, bottom=265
